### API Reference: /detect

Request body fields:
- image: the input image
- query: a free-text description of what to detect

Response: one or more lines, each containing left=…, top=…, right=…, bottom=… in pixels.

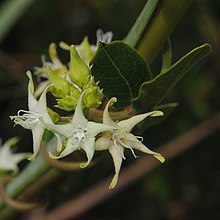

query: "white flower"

left=95, top=98, right=165, bottom=189
left=10, top=71, right=55, bottom=160
left=0, top=137, right=29, bottom=174
left=60, top=29, right=113, bottom=65
left=48, top=92, right=116, bottom=168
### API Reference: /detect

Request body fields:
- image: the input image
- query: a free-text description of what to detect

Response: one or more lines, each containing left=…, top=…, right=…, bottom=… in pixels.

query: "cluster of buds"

left=9, top=30, right=165, bottom=188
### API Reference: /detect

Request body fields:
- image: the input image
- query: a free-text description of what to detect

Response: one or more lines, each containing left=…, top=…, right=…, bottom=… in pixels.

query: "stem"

left=124, top=0, right=160, bottom=48
left=0, top=169, right=61, bottom=220
left=0, top=140, right=55, bottom=209
left=137, top=0, right=192, bottom=64
left=0, top=0, right=35, bottom=43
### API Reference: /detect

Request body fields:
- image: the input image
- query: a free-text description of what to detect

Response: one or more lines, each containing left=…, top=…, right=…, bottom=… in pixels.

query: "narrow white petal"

left=54, top=133, right=63, bottom=152
left=3, top=137, right=19, bottom=149
left=37, top=87, right=53, bottom=124
left=26, top=71, right=38, bottom=112
left=28, top=125, right=44, bottom=161
left=50, top=138, right=79, bottom=159
left=87, top=121, right=115, bottom=137
left=94, top=134, right=111, bottom=151
left=44, top=122, right=73, bottom=138
left=80, top=137, right=95, bottom=168
left=72, top=92, right=87, bottom=127
left=13, top=153, right=30, bottom=164
left=103, top=97, right=117, bottom=126
left=118, top=110, right=164, bottom=132
left=38, top=86, right=48, bottom=111
left=123, top=136, right=165, bottom=163
left=108, top=144, right=124, bottom=189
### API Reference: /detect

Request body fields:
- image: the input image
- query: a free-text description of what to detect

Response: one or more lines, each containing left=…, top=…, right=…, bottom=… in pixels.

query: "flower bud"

left=48, top=43, right=68, bottom=75
left=56, top=95, right=79, bottom=111
left=76, top=37, right=96, bottom=64
left=68, top=45, right=90, bottom=88
left=83, top=77, right=102, bottom=108
left=46, top=66, right=69, bottom=97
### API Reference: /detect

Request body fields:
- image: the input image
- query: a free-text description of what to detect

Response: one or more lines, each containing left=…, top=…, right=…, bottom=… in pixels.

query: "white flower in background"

left=95, top=98, right=165, bottom=189
left=48, top=92, right=116, bottom=168
left=0, top=137, right=29, bottom=174
left=60, top=29, right=113, bottom=65
left=10, top=71, right=60, bottom=160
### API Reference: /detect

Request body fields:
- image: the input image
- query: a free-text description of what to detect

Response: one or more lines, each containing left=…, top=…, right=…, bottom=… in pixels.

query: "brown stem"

left=40, top=147, right=84, bottom=171
left=41, top=112, right=220, bottom=220
left=0, top=176, right=39, bottom=211
left=88, top=107, right=133, bottom=122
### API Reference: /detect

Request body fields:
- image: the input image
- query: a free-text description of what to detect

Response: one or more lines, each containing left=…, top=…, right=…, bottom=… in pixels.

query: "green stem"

left=0, top=0, right=35, bottom=43
left=0, top=169, right=60, bottom=220
left=0, top=139, right=58, bottom=210
left=124, top=0, right=160, bottom=48
left=137, top=0, right=192, bottom=63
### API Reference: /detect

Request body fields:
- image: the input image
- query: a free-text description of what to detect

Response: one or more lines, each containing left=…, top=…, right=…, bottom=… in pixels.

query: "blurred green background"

left=0, top=0, right=220, bottom=219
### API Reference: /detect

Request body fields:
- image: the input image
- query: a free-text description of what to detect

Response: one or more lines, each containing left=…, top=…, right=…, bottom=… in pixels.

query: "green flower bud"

left=76, top=37, right=96, bottom=64
left=46, top=66, right=69, bottom=97
left=83, top=77, right=102, bottom=108
left=83, top=87, right=102, bottom=108
left=56, top=95, right=80, bottom=111
left=69, top=45, right=90, bottom=88
left=48, top=43, right=68, bottom=75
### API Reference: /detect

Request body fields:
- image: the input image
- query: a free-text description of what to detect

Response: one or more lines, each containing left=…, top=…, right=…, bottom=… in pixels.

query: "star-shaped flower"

left=95, top=98, right=165, bottom=189
left=10, top=71, right=55, bottom=160
left=0, top=137, right=29, bottom=174
left=49, top=92, right=116, bottom=168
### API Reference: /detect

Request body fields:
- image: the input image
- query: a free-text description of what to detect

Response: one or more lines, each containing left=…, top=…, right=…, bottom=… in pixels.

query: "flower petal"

left=103, top=97, right=118, bottom=126
left=44, top=122, right=73, bottom=138
left=123, top=135, right=165, bottom=163
left=108, top=144, right=124, bottom=189
left=72, top=92, right=87, bottom=127
left=26, top=71, right=38, bottom=112
left=28, top=125, right=45, bottom=161
left=87, top=121, right=115, bottom=137
left=80, top=137, right=95, bottom=168
left=13, top=153, right=30, bottom=164
left=49, top=138, right=79, bottom=159
left=118, top=110, right=164, bottom=132
left=94, top=134, right=111, bottom=151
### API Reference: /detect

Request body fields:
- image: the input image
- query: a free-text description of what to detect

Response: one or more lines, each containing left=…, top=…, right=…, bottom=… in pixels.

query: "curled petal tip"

left=80, top=162, right=89, bottom=168
left=109, top=97, right=117, bottom=106
left=28, top=154, right=35, bottom=161
left=154, top=153, right=165, bottom=163
left=109, top=174, right=118, bottom=189
left=151, top=110, right=164, bottom=117
left=49, top=151, right=60, bottom=159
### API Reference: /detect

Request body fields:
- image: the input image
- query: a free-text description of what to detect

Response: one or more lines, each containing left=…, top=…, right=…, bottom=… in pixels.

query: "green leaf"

left=91, top=41, right=152, bottom=108
left=132, top=43, right=212, bottom=112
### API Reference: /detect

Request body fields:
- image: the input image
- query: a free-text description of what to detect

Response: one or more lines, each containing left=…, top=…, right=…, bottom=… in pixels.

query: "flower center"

left=10, top=110, right=41, bottom=128
left=112, top=131, right=139, bottom=159
left=70, top=125, right=87, bottom=146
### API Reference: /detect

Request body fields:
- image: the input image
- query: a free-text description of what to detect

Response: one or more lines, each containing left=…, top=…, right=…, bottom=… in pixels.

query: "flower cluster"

left=10, top=30, right=165, bottom=188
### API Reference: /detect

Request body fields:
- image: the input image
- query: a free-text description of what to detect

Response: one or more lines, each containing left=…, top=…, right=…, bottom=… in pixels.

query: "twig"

left=40, top=112, right=220, bottom=220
